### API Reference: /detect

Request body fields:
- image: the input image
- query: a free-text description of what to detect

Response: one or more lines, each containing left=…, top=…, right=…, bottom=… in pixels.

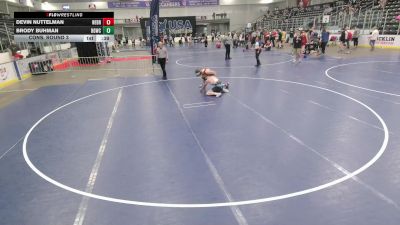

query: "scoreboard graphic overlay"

left=14, top=12, right=114, bottom=42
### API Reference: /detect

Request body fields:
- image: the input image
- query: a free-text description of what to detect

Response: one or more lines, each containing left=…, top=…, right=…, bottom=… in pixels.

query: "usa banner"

left=150, top=0, right=160, bottom=62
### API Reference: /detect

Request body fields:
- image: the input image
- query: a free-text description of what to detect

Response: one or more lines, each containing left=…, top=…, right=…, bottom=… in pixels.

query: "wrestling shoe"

left=225, top=82, right=230, bottom=89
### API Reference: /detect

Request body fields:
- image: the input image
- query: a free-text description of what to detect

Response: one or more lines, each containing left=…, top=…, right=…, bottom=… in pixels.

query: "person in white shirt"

left=255, top=37, right=261, bottom=67
left=224, top=33, right=232, bottom=60
left=239, top=33, right=244, bottom=46
left=156, top=42, right=168, bottom=80
left=233, top=33, right=238, bottom=48
left=369, top=27, right=379, bottom=51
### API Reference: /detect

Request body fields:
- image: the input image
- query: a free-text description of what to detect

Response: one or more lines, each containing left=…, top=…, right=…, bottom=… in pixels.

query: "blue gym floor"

left=1, top=45, right=400, bottom=225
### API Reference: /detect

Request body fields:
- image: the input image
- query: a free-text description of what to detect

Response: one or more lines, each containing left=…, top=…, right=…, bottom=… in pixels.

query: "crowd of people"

left=149, top=23, right=382, bottom=93
left=243, top=25, right=380, bottom=64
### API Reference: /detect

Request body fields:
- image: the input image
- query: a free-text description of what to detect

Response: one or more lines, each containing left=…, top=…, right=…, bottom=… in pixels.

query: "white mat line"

left=73, top=89, right=123, bottom=225
left=183, top=101, right=215, bottom=107
left=183, top=103, right=216, bottom=109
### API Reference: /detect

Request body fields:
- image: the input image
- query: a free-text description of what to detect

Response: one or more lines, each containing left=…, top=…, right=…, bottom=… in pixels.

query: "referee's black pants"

left=225, top=44, right=231, bottom=59
left=255, top=50, right=261, bottom=66
left=158, top=58, right=167, bottom=79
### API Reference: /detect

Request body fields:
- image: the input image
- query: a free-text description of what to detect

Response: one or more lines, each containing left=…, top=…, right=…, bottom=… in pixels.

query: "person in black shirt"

left=289, top=29, right=294, bottom=46
left=293, top=32, right=302, bottom=63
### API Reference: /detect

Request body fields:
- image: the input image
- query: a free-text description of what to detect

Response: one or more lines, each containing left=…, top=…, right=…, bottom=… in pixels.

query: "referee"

left=156, top=42, right=168, bottom=80
left=254, top=37, right=261, bottom=67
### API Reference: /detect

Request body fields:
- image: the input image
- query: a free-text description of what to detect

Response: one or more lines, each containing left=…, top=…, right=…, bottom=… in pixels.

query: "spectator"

left=293, top=31, right=302, bottom=63
left=271, top=29, right=277, bottom=47
left=163, top=34, right=168, bottom=44
left=338, top=28, right=349, bottom=53
left=264, top=30, right=270, bottom=44
left=277, top=30, right=283, bottom=48
left=300, top=31, right=308, bottom=57
left=347, top=29, right=352, bottom=49
left=379, top=0, right=387, bottom=8
left=264, top=40, right=272, bottom=51
left=139, top=37, right=143, bottom=47
left=169, top=35, right=173, bottom=47
left=321, top=28, right=330, bottom=54
left=369, top=27, right=379, bottom=51
left=353, top=26, right=360, bottom=48
left=254, top=37, right=262, bottom=67
left=289, top=29, right=294, bottom=46
left=233, top=32, right=238, bottom=48
left=204, top=35, right=208, bottom=47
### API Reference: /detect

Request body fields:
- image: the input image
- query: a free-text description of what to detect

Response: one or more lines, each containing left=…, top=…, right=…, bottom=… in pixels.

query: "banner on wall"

left=140, top=16, right=196, bottom=38
left=0, top=62, right=19, bottom=88
left=108, top=0, right=219, bottom=8
left=150, top=0, right=160, bottom=59
left=16, top=48, right=78, bottom=78
left=328, top=34, right=400, bottom=49
left=16, top=55, right=47, bottom=78
left=359, top=35, right=400, bottom=49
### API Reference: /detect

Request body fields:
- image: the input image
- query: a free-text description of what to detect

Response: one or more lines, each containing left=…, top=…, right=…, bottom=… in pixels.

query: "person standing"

left=289, top=29, right=294, bottom=47
left=300, top=31, right=307, bottom=58
left=277, top=30, right=283, bottom=48
left=233, top=32, right=238, bottom=48
left=163, top=34, right=168, bottom=44
left=321, top=28, right=329, bottom=54
left=345, top=28, right=351, bottom=50
left=271, top=29, right=276, bottom=47
left=204, top=35, right=208, bottom=47
left=293, top=32, right=302, bottom=63
left=225, top=33, right=232, bottom=60
left=353, top=26, right=360, bottom=48
left=156, top=42, right=168, bottom=80
left=169, top=35, right=173, bottom=47
left=255, top=37, right=262, bottom=67
left=338, top=27, right=347, bottom=53
left=369, top=27, right=379, bottom=51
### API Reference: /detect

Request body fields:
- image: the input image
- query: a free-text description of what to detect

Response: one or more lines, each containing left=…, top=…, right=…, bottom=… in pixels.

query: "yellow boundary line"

left=0, top=78, right=20, bottom=89
left=358, top=44, right=400, bottom=49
